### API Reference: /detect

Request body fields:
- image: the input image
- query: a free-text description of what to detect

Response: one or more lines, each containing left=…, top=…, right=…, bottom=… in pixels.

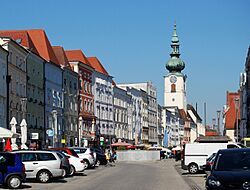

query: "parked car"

left=68, top=147, right=95, bottom=168
left=182, top=142, right=244, bottom=174
left=0, top=152, right=26, bottom=189
left=206, top=148, right=250, bottom=190
left=90, top=147, right=107, bottom=165
left=48, top=150, right=71, bottom=177
left=15, top=150, right=64, bottom=183
left=61, top=153, right=86, bottom=175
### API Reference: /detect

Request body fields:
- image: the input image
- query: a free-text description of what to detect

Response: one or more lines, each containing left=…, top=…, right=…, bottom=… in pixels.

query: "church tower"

left=164, top=23, right=187, bottom=111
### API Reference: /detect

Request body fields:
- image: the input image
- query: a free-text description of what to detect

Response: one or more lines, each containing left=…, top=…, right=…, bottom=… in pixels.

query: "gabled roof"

left=52, top=46, right=71, bottom=68
left=65, top=50, right=92, bottom=68
left=0, top=29, right=59, bottom=65
left=87, top=57, right=109, bottom=76
left=187, top=104, right=202, bottom=122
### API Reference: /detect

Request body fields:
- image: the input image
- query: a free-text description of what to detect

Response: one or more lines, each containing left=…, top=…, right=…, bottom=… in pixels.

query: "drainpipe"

left=43, top=61, right=46, bottom=148
left=6, top=51, right=10, bottom=129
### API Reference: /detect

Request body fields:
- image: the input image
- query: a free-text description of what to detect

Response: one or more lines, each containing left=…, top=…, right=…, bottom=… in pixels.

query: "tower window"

left=171, top=84, right=176, bottom=92
left=172, top=98, right=175, bottom=102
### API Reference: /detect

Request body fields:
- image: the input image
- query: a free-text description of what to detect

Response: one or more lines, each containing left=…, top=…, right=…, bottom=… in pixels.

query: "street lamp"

left=51, top=110, right=57, bottom=147
left=217, top=110, right=221, bottom=136
left=234, top=98, right=240, bottom=143
left=79, top=116, right=83, bottom=147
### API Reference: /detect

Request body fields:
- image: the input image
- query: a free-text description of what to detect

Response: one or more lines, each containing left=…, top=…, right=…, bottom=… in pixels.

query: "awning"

left=0, top=127, right=20, bottom=138
left=111, top=142, right=133, bottom=147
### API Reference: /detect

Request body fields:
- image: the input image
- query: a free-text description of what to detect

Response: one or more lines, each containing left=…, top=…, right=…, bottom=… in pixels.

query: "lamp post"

left=52, top=110, right=57, bottom=147
left=217, top=110, right=221, bottom=136
left=234, top=98, right=240, bottom=143
left=79, top=116, right=83, bottom=147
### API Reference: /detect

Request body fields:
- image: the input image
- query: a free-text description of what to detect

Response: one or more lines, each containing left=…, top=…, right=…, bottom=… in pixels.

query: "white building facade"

left=113, top=86, right=131, bottom=142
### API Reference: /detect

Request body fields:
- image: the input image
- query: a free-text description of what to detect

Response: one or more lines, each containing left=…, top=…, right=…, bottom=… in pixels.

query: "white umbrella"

left=10, top=117, right=19, bottom=150
left=0, top=127, right=20, bottom=138
left=20, top=119, right=28, bottom=150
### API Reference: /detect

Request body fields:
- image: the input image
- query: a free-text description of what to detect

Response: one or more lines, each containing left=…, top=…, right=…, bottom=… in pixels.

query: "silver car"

left=15, top=150, right=64, bottom=183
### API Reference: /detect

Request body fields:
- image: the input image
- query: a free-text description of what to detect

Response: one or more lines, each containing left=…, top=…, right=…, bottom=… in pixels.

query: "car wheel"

left=6, top=175, right=22, bottom=189
left=62, top=168, right=67, bottom=177
left=37, top=170, right=51, bottom=183
left=188, top=163, right=198, bottom=174
left=69, top=165, right=75, bottom=176
left=84, top=159, right=90, bottom=168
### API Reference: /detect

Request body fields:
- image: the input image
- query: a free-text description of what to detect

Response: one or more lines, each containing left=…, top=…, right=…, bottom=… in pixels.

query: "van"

left=182, top=143, right=244, bottom=174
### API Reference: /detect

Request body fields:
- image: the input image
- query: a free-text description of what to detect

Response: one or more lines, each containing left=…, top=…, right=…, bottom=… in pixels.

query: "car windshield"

left=215, top=151, right=250, bottom=171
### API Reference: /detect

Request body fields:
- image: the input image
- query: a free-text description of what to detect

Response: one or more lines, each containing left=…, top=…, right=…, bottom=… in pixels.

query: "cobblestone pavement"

left=173, top=160, right=207, bottom=190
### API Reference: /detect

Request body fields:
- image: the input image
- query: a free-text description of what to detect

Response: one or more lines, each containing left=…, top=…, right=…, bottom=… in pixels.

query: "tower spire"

left=166, top=22, right=185, bottom=73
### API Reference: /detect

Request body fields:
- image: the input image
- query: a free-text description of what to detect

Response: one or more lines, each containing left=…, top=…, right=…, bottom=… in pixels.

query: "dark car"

left=90, top=147, right=107, bottom=165
left=206, top=148, right=250, bottom=190
left=0, top=152, right=26, bottom=189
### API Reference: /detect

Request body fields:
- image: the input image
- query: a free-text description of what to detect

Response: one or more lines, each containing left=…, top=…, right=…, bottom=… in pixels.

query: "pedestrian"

left=105, top=149, right=111, bottom=163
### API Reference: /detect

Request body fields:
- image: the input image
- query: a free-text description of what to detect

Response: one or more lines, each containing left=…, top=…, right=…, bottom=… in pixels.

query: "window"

left=171, top=84, right=176, bottom=92
left=20, top=153, right=37, bottom=162
left=8, top=52, right=12, bottom=63
left=37, top=153, right=56, bottom=161
left=16, top=56, right=19, bottom=66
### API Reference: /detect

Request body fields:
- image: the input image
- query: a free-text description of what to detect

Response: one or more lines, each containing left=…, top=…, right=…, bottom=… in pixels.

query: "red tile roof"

left=225, top=91, right=240, bottom=130
left=0, top=29, right=59, bottom=65
left=65, top=50, right=92, bottom=68
left=52, top=46, right=71, bottom=68
left=87, top=57, right=109, bottom=76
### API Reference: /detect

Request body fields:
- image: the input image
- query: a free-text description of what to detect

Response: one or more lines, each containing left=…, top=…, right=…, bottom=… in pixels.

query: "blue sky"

left=1, top=0, right=250, bottom=126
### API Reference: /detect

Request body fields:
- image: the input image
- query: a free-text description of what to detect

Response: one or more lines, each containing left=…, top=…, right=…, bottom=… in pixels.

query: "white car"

left=15, top=150, right=64, bottom=183
left=62, top=153, right=87, bottom=175
left=68, top=147, right=96, bottom=168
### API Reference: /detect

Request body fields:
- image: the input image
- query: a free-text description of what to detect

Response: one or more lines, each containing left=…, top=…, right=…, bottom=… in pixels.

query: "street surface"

left=9, top=159, right=206, bottom=190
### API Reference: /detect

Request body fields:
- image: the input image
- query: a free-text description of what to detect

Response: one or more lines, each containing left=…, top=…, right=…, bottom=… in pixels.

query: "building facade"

left=117, top=86, right=143, bottom=144
left=53, top=47, right=79, bottom=147
left=0, top=38, right=28, bottom=130
left=88, top=57, right=114, bottom=146
left=26, top=52, right=45, bottom=147
left=0, top=46, right=8, bottom=129
left=113, top=86, right=130, bottom=142
left=239, top=46, right=250, bottom=142
left=118, top=82, right=157, bottom=145
left=66, top=50, right=95, bottom=147
left=157, top=104, right=164, bottom=146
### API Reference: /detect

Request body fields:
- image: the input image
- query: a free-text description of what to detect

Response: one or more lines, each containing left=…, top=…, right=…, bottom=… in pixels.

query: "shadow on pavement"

left=0, top=184, right=32, bottom=189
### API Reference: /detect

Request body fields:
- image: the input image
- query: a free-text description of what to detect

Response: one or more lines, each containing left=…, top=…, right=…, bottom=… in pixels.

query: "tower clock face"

left=170, top=75, right=177, bottom=83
